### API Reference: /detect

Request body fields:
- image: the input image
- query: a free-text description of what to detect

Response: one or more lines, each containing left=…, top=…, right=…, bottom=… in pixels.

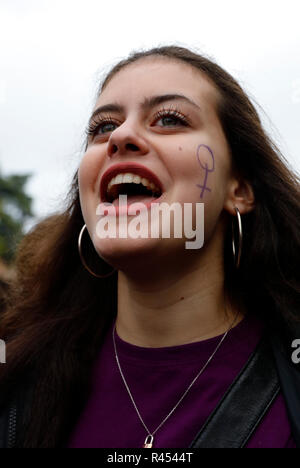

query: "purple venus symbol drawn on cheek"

left=196, top=144, right=215, bottom=198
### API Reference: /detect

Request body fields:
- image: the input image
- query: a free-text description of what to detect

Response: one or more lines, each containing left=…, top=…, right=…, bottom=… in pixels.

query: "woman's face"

left=79, top=57, right=235, bottom=270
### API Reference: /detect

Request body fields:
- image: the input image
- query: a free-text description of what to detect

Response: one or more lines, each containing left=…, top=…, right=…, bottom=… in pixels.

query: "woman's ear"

left=223, top=176, right=255, bottom=216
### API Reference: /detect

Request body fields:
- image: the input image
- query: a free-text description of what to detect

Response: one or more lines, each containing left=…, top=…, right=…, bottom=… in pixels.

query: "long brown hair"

left=0, top=45, right=299, bottom=448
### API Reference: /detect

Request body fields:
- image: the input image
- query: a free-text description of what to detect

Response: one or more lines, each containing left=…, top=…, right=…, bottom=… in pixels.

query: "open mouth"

left=100, top=163, right=165, bottom=213
left=106, top=181, right=162, bottom=206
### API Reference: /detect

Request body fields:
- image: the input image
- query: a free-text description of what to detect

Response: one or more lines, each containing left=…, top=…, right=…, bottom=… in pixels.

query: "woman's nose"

left=107, top=121, right=149, bottom=158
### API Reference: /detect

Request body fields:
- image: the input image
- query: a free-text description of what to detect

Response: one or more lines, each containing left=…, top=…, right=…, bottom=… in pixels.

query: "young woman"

left=0, top=45, right=299, bottom=449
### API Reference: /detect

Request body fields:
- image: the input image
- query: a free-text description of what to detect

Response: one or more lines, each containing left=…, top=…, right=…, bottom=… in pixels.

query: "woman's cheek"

left=78, top=164, right=89, bottom=224
left=193, top=144, right=228, bottom=242
left=78, top=152, right=99, bottom=224
left=79, top=148, right=101, bottom=196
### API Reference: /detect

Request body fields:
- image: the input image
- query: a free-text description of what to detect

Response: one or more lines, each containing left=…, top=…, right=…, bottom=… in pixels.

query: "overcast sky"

left=0, top=0, right=299, bottom=232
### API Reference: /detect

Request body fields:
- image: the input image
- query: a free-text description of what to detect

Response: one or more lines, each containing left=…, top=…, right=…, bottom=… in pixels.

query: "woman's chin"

left=93, top=235, right=162, bottom=264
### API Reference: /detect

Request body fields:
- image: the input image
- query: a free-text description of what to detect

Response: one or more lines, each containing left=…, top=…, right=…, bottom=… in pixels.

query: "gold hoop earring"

left=78, top=224, right=117, bottom=278
left=232, top=207, right=243, bottom=269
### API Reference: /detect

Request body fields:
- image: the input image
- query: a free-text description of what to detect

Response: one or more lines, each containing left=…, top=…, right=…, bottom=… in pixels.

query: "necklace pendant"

left=143, top=434, right=154, bottom=448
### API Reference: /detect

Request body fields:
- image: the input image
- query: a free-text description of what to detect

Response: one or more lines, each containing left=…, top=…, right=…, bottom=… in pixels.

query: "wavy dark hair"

left=0, top=45, right=299, bottom=448
left=0, top=278, right=9, bottom=314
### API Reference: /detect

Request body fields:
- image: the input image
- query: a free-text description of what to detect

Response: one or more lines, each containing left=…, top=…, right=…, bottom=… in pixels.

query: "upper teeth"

left=107, top=172, right=160, bottom=195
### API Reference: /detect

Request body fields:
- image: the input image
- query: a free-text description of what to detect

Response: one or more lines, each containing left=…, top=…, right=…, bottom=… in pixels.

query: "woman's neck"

left=115, top=248, right=244, bottom=348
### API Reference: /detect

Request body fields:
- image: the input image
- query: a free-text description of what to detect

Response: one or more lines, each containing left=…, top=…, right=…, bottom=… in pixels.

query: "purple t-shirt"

left=67, top=313, right=296, bottom=448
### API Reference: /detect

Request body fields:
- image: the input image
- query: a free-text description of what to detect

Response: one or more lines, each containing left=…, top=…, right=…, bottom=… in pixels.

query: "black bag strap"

left=189, top=334, right=280, bottom=448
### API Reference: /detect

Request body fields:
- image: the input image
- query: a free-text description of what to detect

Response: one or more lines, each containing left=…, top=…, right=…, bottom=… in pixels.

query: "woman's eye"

left=157, top=115, right=182, bottom=126
left=97, top=121, right=118, bottom=134
left=154, top=110, right=189, bottom=127
left=86, top=109, right=189, bottom=140
left=86, top=119, right=118, bottom=139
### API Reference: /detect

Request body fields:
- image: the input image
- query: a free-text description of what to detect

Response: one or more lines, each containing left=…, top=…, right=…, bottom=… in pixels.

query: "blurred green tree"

left=0, top=167, right=34, bottom=264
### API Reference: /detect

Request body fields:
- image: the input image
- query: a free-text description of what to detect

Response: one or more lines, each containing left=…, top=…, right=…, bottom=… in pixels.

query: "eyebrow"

left=88, top=93, right=201, bottom=124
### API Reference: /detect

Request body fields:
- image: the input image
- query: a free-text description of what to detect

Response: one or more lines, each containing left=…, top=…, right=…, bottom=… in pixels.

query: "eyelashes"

left=86, top=116, right=117, bottom=138
left=155, top=107, right=190, bottom=127
left=85, top=105, right=191, bottom=139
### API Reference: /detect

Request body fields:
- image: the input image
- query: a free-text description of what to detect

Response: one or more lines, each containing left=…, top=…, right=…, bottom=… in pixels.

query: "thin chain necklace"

left=112, top=311, right=239, bottom=448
